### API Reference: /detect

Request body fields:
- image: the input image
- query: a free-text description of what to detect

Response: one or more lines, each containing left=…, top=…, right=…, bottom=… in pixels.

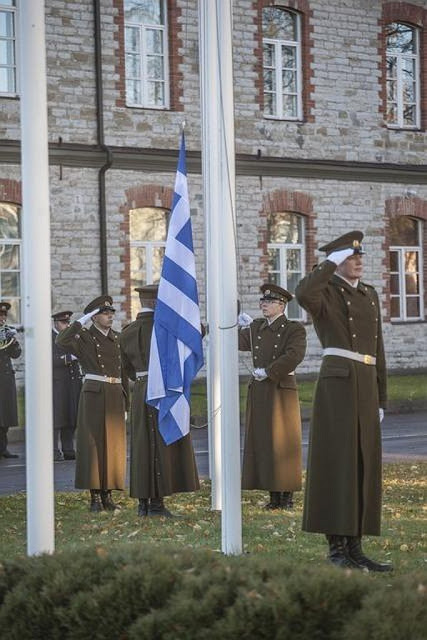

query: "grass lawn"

left=0, top=462, right=425, bottom=578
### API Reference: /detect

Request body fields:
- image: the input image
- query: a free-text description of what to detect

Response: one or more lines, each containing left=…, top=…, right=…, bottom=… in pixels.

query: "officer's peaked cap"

left=84, top=295, right=115, bottom=314
left=52, top=310, right=73, bottom=321
left=260, top=283, right=293, bottom=303
left=0, top=301, right=11, bottom=313
left=319, top=230, right=365, bottom=255
left=135, top=284, right=159, bottom=300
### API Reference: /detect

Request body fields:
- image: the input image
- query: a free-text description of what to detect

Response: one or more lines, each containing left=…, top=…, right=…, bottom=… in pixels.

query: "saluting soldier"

left=51, top=310, right=82, bottom=461
left=56, top=296, right=128, bottom=512
left=238, top=283, right=307, bottom=510
left=120, top=285, right=199, bottom=518
left=295, top=230, right=392, bottom=572
left=0, top=301, right=21, bottom=459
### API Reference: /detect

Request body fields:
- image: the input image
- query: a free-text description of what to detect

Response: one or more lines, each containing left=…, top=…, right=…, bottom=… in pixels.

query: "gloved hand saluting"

left=253, top=367, right=267, bottom=381
left=77, top=308, right=100, bottom=326
left=238, top=312, right=253, bottom=327
left=327, top=247, right=355, bottom=266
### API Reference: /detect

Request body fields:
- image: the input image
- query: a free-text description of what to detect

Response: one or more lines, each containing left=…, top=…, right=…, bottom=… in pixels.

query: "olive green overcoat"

left=239, top=315, right=306, bottom=491
left=56, top=322, right=128, bottom=490
left=295, top=261, right=387, bottom=536
left=0, top=337, right=21, bottom=428
left=120, top=311, right=199, bottom=498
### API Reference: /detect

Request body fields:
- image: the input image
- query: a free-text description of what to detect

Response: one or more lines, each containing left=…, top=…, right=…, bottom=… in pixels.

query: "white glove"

left=253, top=367, right=267, bottom=381
left=77, top=308, right=100, bottom=325
left=379, top=408, right=384, bottom=423
left=327, top=248, right=355, bottom=266
left=238, top=312, right=253, bottom=327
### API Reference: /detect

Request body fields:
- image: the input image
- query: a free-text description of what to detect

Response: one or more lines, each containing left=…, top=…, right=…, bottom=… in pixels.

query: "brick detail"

left=119, top=184, right=174, bottom=320
left=253, top=0, right=315, bottom=122
left=383, top=195, right=427, bottom=321
left=378, top=2, right=427, bottom=130
left=0, top=179, right=22, bottom=204
left=259, top=188, right=316, bottom=281
left=113, top=0, right=184, bottom=111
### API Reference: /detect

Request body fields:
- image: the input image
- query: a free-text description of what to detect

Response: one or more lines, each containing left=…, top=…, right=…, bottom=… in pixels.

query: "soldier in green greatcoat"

left=238, top=283, right=306, bottom=510
left=56, top=295, right=128, bottom=512
left=295, top=231, right=392, bottom=572
left=120, top=285, right=199, bottom=518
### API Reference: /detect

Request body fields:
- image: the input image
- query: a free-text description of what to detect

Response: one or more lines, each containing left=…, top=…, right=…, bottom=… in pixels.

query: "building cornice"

left=1, top=139, right=426, bottom=184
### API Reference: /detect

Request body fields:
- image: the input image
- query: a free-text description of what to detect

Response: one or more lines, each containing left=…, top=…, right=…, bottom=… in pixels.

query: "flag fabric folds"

left=147, top=132, right=204, bottom=445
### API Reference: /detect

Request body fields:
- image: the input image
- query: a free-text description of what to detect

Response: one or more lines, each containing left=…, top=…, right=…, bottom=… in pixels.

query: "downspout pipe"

left=94, top=0, right=111, bottom=294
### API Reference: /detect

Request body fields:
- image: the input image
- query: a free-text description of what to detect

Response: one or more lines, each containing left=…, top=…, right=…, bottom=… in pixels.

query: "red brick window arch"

left=385, top=195, right=427, bottom=322
left=380, top=2, right=427, bottom=130
left=254, top=0, right=314, bottom=123
left=0, top=179, right=22, bottom=324
left=260, top=189, right=315, bottom=320
left=120, top=184, right=173, bottom=320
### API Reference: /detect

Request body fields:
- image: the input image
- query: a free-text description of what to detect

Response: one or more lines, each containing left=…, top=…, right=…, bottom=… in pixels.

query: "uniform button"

left=352, top=334, right=356, bottom=338
left=255, top=346, right=259, bottom=349
left=258, top=336, right=261, bottom=340
left=371, top=302, right=375, bottom=306
left=277, top=334, right=280, bottom=337
left=274, top=344, right=277, bottom=348
left=349, top=317, right=353, bottom=321
left=97, top=354, right=101, bottom=357
left=341, top=288, right=344, bottom=292
left=347, top=301, right=351, bottom=305
left=101, top=364, right=105, bottom=368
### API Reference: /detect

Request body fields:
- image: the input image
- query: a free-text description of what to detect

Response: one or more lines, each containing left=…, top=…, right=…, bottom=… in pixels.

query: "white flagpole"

left=199, top=0, right=242, bottom=554
left=20, top=0, right=55, bottom=555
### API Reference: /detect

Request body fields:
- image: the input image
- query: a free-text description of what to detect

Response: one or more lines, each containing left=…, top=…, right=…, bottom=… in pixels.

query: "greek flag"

left=147, top=132, right=204, bottom=445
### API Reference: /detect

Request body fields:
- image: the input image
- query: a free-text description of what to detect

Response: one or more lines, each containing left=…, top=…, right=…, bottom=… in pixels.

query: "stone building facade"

left=0, top=0, right=426, bottom=378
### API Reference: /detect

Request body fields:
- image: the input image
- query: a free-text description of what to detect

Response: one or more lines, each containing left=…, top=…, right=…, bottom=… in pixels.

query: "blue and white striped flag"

left=146, top=132, right=204, bottom=445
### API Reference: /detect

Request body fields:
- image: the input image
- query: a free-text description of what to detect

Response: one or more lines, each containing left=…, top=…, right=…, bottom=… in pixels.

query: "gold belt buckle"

left=363, top=354, right=372, bottom=365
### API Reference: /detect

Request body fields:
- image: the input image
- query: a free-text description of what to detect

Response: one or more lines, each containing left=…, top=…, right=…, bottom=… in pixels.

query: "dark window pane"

left=0, top=244, right=19, bottom=270
left=406, top=297, right=420, bottom=318
left=390, top=217, right=419, bottom=245
left=267, top=248, right=280, bottom=271
left=390, top=273, right=400, bottom=295
left=403, top=104, right=416, bottom=126
left=386, top=22, right=416, bottom=54
left=0, top=203, right=20, bottom=239
left=262, top=7, right=297, bottom=41
left=405, top=274, right=419, bottom=294
left=390, top=296, right=400, bottom=318
left=1, top=271, right=19, bottom=296
left=287, top=298, right=301, bottom=320
left=389, top=250, right=399, bottom=272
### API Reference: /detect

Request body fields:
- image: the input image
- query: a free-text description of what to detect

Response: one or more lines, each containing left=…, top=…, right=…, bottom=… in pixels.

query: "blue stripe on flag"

left=146, top=131, right=204, bottom=445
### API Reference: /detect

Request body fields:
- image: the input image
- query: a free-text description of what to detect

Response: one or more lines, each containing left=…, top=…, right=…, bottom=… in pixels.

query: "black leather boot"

left=138, top=498, right=148, bottom=517
left=148, top=497, right=173, bottom=517
left=326, top=535, right=363, bottom=569
left=263, top=491, right=281, bottom=510
left=89, top=490, right=103, bottom=512
left=100, top=490, right=119, bottom=511
left=346, top=536, right=393, bottom=572
left=280, top=492, right=294, bottom=509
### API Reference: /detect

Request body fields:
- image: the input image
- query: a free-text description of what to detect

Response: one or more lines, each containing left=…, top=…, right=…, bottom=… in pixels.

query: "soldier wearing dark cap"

left=51, top=310, right=82, bottom=461
left=120, top=285, right=199, bottom=517
left=56, top=295, right=128, bottom=511
left=238, top=283, right=306, bottom=509
left=295, top=230, right=392, bottom=572
left=0, top=301, right=21, bottom=459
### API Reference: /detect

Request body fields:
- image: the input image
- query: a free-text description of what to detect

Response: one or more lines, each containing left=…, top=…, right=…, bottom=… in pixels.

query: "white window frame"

left=386, top=22, right=421, bottom=129
left=0, top=0, right=18, bottom=97
left=267, top=215, right=306, bottom=321
left=263, top=9, right=302, bottom=121
left=124, top=0, right=169, bottom=109
left=0, top=203, right=21, bottom=323
left=390, top=245, right=423, bottom=321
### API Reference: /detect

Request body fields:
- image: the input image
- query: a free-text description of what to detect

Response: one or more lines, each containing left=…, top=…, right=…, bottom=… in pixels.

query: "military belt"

left=84, top=373, right=122, bottom=384
left=135, top=371, right=148, bottom=378
left=322, top=348, right=376, bottom=366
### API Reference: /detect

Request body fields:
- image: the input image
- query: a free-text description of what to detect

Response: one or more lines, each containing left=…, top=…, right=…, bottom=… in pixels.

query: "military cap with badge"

left=320, top=230, right=365, bottom=265
left=260, top=283, right=293, bottom=303
left=135, top=284, right=159, bottom=300
left=78, top=295, right=116, bottom=326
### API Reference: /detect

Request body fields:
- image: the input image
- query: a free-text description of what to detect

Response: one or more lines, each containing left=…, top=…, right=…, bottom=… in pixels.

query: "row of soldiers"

left=0, top=230, right=392, bottom=571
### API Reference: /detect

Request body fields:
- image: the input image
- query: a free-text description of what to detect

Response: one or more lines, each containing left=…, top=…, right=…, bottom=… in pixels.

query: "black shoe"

left=280, top=492, right=294, bottom=510
left=101, top=490, right=119, bottom=511
left=63, top=451, right=76, bottom=460
left=326, top=535, right=364, bottom=569
left=89, top=490, right=103, bottom=513
left=147, top=498, right=174, bottom=518
left=263, top=491, right=281, bottom=510
left=2, top=450, right=19, bottom=459
left=346, top=536, right=393, bottom=572
left=138, top=498, right=148, bottom=517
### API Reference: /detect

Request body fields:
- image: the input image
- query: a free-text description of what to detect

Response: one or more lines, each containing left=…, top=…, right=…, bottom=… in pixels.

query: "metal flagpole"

left=199, top=0, right=242, bottom=554
left=20, top=0, right=55, bottom=555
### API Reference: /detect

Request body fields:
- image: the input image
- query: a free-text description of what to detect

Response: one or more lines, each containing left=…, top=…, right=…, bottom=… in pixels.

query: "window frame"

left=262, top=7, right=303, bottom=121
left=386, top=21, right=421, bottom=130
left=0, top=0, right=18, bottom=98
left=389, top=219, right=424, bottom=322
left=124, top=0, right=170, bottom=110
left=0, top=202, right=22, bottom=323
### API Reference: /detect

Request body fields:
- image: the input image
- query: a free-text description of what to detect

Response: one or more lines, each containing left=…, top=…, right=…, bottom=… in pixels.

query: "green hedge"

left=0, top=546, right=425, bottom=639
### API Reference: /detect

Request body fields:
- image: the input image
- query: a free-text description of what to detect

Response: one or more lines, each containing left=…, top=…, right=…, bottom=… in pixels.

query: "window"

left=0, top=0, right=17, bottom=96
left=267, top=211, right=305, bottom=319
left=262, top=6, right=302, bottom=120
left=129, top=206, right=169, bottom=318
left=0, top=202, right=21, bottom=323
left=124, top=0, right=169, bottom=109
left=386, top=22, right=420, bottom=128
left=390, top=217, right=423, bottom=321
